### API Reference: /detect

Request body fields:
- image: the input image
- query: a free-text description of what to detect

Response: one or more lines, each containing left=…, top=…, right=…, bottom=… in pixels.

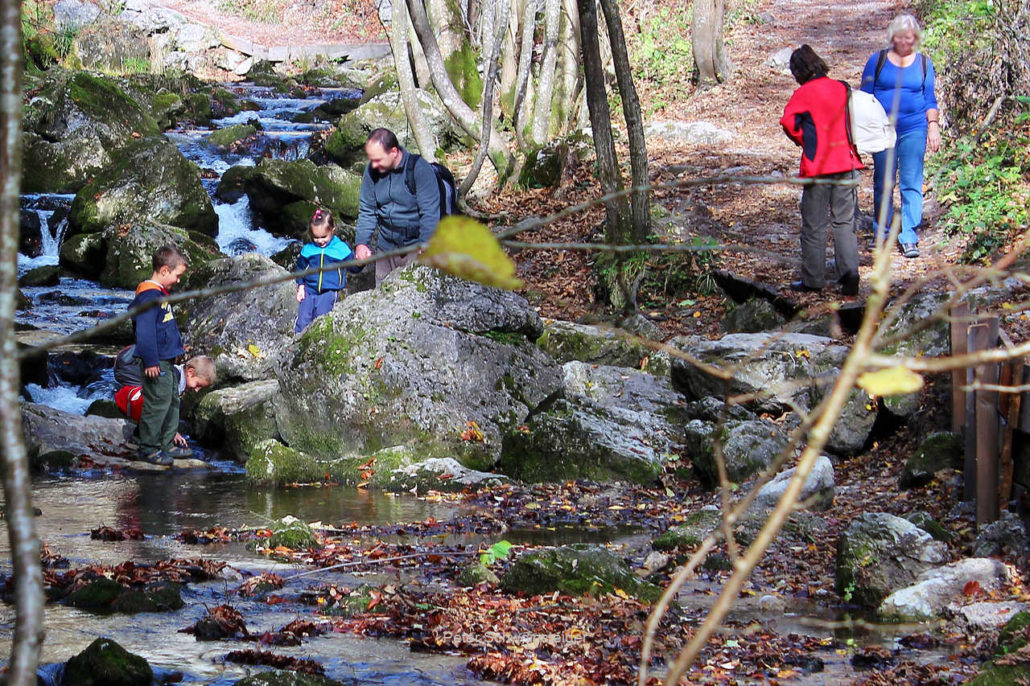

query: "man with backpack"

left=353, top=128, right=456, bottom=285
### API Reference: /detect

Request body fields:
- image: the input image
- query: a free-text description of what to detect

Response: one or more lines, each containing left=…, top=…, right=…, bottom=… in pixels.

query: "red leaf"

left=963, top=580, right=981, bottom=596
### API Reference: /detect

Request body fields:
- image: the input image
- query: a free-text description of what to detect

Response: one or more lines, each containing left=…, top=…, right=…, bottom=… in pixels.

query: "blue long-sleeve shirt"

left=295, top=235, right=356, bottom=293
left=129, top=281, right=184, bottom=368
left=860, top=52, right=938, bottom=136
left=354, top=148, right=441, bottom=249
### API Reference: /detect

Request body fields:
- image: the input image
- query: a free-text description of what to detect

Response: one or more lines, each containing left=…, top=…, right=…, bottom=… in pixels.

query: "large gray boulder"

left=72, top=15, right=151, bottom=73
left=274, top=266, right=559, bottom=471
left=243, top=158, right=362, bottom=236
left=22, top=70, right=160, bottom=193
left=900, top=432, right=964, bottom=489
left=751, top=455, right=835, bottom=511
left=191, top=380, right=281, bottom=463
left=535, top=318, right=670, bottom=375
left=385, top=457, right=510, bottom=493
left=325, top=89, right=455, bottom=166
left=54, top=0, right=101, bottom=32
left=69, top=137, right=217, bottom=236
left=100, top=221, right=220, bottom=289
left=178, top=254, right=299, bottom=384
left=684, top=417, right=789, bottom=487
left=878, top=558, right=1011, bottom=621
left=835, top=512, right=950, bottom=608
left=498, top=362, right=689, bottom=484
left=672, top=332, right=877, bottom=455
left=501, top=544, right=662, bottom=602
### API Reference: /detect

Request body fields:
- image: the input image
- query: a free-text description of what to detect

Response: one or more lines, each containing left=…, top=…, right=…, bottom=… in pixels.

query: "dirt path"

left=658, top=0, right=954, bottom=307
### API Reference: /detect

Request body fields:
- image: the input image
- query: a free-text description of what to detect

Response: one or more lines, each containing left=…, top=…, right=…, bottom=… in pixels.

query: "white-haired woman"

left=860, top=14, right=941, bottom=259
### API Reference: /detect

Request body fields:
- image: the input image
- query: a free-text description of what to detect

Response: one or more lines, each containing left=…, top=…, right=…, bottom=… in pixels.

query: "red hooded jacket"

left=781, top=76, right=864, bottom=178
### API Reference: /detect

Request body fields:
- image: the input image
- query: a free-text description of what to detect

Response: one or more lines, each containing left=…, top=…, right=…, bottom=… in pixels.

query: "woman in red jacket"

left=780, top=45, right=863, bottom=295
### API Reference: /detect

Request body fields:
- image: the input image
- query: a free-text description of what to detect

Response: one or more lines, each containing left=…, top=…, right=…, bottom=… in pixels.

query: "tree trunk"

left=556, top=0, right=583, bottom=134
left=530, top=0, right=562, bottom=144
left=405, top=0, right=514, bottom=179
left=498, top=0, right=524, bottom=118
left=511, top=0, right=537, bottom=142
left=577, top=0, right=631, bottom=239
left=598, top=0, right=649, bottom=242
left=459, top=0, right=509, bottom=199
left=0, top=1, right=46, bottom=683
left=392, top=0, right=439, bottom=161
left=692, top=0, right=730, bottom=84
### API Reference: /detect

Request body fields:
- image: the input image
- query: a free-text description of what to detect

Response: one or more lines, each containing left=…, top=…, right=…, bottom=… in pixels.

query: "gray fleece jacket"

left=354, top=148, right=441, bottom=249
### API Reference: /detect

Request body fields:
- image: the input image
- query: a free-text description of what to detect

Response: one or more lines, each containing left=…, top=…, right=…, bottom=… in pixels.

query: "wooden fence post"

left=972, top=318, right=1000, bottom=525
left=951, top=303, right=969, bottom=434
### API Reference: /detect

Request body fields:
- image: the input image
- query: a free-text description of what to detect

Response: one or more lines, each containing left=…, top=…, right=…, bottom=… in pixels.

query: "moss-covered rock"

left=72, top=16, right=150, bottom=73
left=331, top=89, right=458, bottom=164
left=723, top=298, right=788, bottom=334
left=535, top=318, right=668, bottom=373
left=652, top=509, right=722, bottom=550
left=904, top=511, right=953, bottom=542
left=86, top=399, right=125, bottom=419
left=99, top=221, right=219, bottom=289
left=267, top=516, right=319, bottom=550
left=61, top=637, right=152, bottom=686
left=359, top=72, right=399, bottom=104
left=216, top=165, right=259, bottom=203
left=997, top=611, right=1030, bottom=655
left=192, top=380, right=280, bottom=463
left=385, top=457, right=510, bottom=493
left=457, top=562, right=500, bottom=587
left=69, top=136, right=217, bottom=236
left=243, top=158, right=362, bottom=234
left=685, top=418, right=788, bottom=487
left=65, top=578, right=125, bottom=609
left=59, top=232, right=106, bottom=278
left=963, top=664, right=1030, bottom=686
left=18, top=265, right=60, bottom=287
left=22, top=70, right=160, bottom=193
left=31, top=449, right=77, bottom=471
left=501, top=544, right=662, bottom=603
left=899, top=432, right=964, bottom=489
left=109, top=581, right=184, bottom=613
left=247, top=440, right=342, bottom=486
left=149, top=91, right=185, bottom=130
left=233, top=670, right=347, bottom=686
left=208, top=123, right=258, bottom=148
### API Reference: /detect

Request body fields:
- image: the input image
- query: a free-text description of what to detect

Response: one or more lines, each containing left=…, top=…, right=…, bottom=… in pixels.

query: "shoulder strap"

left=873, top=49, right=888, bottom=85
left=838, top=80, right=857, bottom=151
left=404, top=153, right=421, bottom=196
left=919, top=53, right=928, bottom=88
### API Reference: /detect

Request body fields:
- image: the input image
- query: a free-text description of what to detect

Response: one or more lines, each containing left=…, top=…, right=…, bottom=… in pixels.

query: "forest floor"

left=84, top=0, right=1030, bottom=684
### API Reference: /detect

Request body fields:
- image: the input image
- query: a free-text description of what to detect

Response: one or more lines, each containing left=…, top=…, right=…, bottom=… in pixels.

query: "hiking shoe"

left=839, top=271, right=860, bottom=296
left=789, top=280, right=823, bottom=292
left=138, top=450, right=173, bottom=466
left=166, top=445, right=193, bottom=460
left=901, top=243, right=920, bottom=259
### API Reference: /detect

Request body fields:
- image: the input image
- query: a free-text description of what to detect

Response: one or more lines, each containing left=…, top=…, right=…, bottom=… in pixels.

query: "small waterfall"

left=37, top=209, right=69, bottom=259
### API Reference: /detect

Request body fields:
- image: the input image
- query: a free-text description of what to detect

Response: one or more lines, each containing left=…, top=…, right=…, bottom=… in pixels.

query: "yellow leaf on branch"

left=857, top=366, right=924, bottom=397
left=418, top=216, right=523, bottom=290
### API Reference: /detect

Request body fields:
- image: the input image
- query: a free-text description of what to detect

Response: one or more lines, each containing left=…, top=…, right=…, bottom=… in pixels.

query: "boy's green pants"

left=139, top=360, right=179, bottom=453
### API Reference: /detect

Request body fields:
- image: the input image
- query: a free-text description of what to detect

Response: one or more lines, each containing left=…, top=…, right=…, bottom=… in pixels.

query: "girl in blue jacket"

left=295, top=209, right=357, bottom=333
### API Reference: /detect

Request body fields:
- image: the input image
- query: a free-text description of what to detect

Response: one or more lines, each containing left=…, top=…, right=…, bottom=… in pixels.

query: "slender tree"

left=391, top=0, right=439, bottom=161
left=530, top=0, right=562, bottom=145
left=1, top=1, right=46, bottom=683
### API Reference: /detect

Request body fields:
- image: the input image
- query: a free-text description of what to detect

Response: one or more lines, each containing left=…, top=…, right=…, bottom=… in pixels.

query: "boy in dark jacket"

left=129, top=245, right=188, bottom=465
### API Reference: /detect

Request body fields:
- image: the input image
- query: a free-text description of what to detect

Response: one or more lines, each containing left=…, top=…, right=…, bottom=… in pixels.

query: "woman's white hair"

left=887, top=14, right=922, bottom=47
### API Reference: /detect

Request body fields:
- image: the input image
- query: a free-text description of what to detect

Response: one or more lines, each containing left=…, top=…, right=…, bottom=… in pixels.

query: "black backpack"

left=404, top=153, right=459, bottom=219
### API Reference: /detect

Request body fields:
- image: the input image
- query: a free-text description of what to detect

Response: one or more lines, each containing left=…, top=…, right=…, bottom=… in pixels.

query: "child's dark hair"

left=153, top=245, right=187, bottom=272
left=789, top=45, right=829, bottom=85
left=307, top=208, right=335, bottom=241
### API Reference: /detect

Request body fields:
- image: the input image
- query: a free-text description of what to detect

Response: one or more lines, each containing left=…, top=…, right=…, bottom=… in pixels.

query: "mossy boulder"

left=247, top=439, right=347, bottom=486
left=59, top=232, right=106, bottom=278
left=963, top=665, right=1030, bottom=686
left=457, top=562, right=500, bottom=587
left=997, top=611, right=1030, bottom=656
left=535, top=318, right=669, bottom=374
left=835, top=512, right=949, bottom=608
left=246, top=60, right=293, bottom=89
left=273, top=266, right=559, bottom=471
left=72, top=16, right=150, bottom=73
left=385, top=457, right=510, bottom=493
left=99, top=221, right=220, bottom=289
left=18, top=265, right=60, bottom=287
left=900, top=431, right=964, bottom=489
left=61, top=637, right=152, bottom=686
left=233, top=670, right=347, bottom=686
left=22, top=70, right=160, bottom=193
left=65, top=578, right=125, bottom=609
left=723, top=298, right=788, bottom=334
left=359, top=72, right=399, bottom=104
left=216, top=164, right=258, bottom=203
left=191, top=380, right=280, bottom=463
left=86, top=399, right=125, bottom=419
left=329, top=89, right=457, bottom=165
left=685, top=418, right=789, bottom=487
left=904, top=511, right=953, bottom=542
left=178, top=254, right=298, bottom=383
left=267, top=516, right=319, bottom=550
left=243, top=158, right=362, bottom=235
left=149, top=91, right=185, bottom=130
left=208, top=123, right=258, bottom=148
left=501, top=544, right=662, bottom=603
left=110, top=581, right=184, bottom=613
left=652, top=509, right=722, bottom=550
left=69, top=137, right=217, bottom=236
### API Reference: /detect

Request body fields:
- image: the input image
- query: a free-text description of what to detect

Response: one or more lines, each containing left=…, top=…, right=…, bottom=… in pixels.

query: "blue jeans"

left=295, top=287, right=340, bottom=333
left=872, top=128, right=927, bottom=246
